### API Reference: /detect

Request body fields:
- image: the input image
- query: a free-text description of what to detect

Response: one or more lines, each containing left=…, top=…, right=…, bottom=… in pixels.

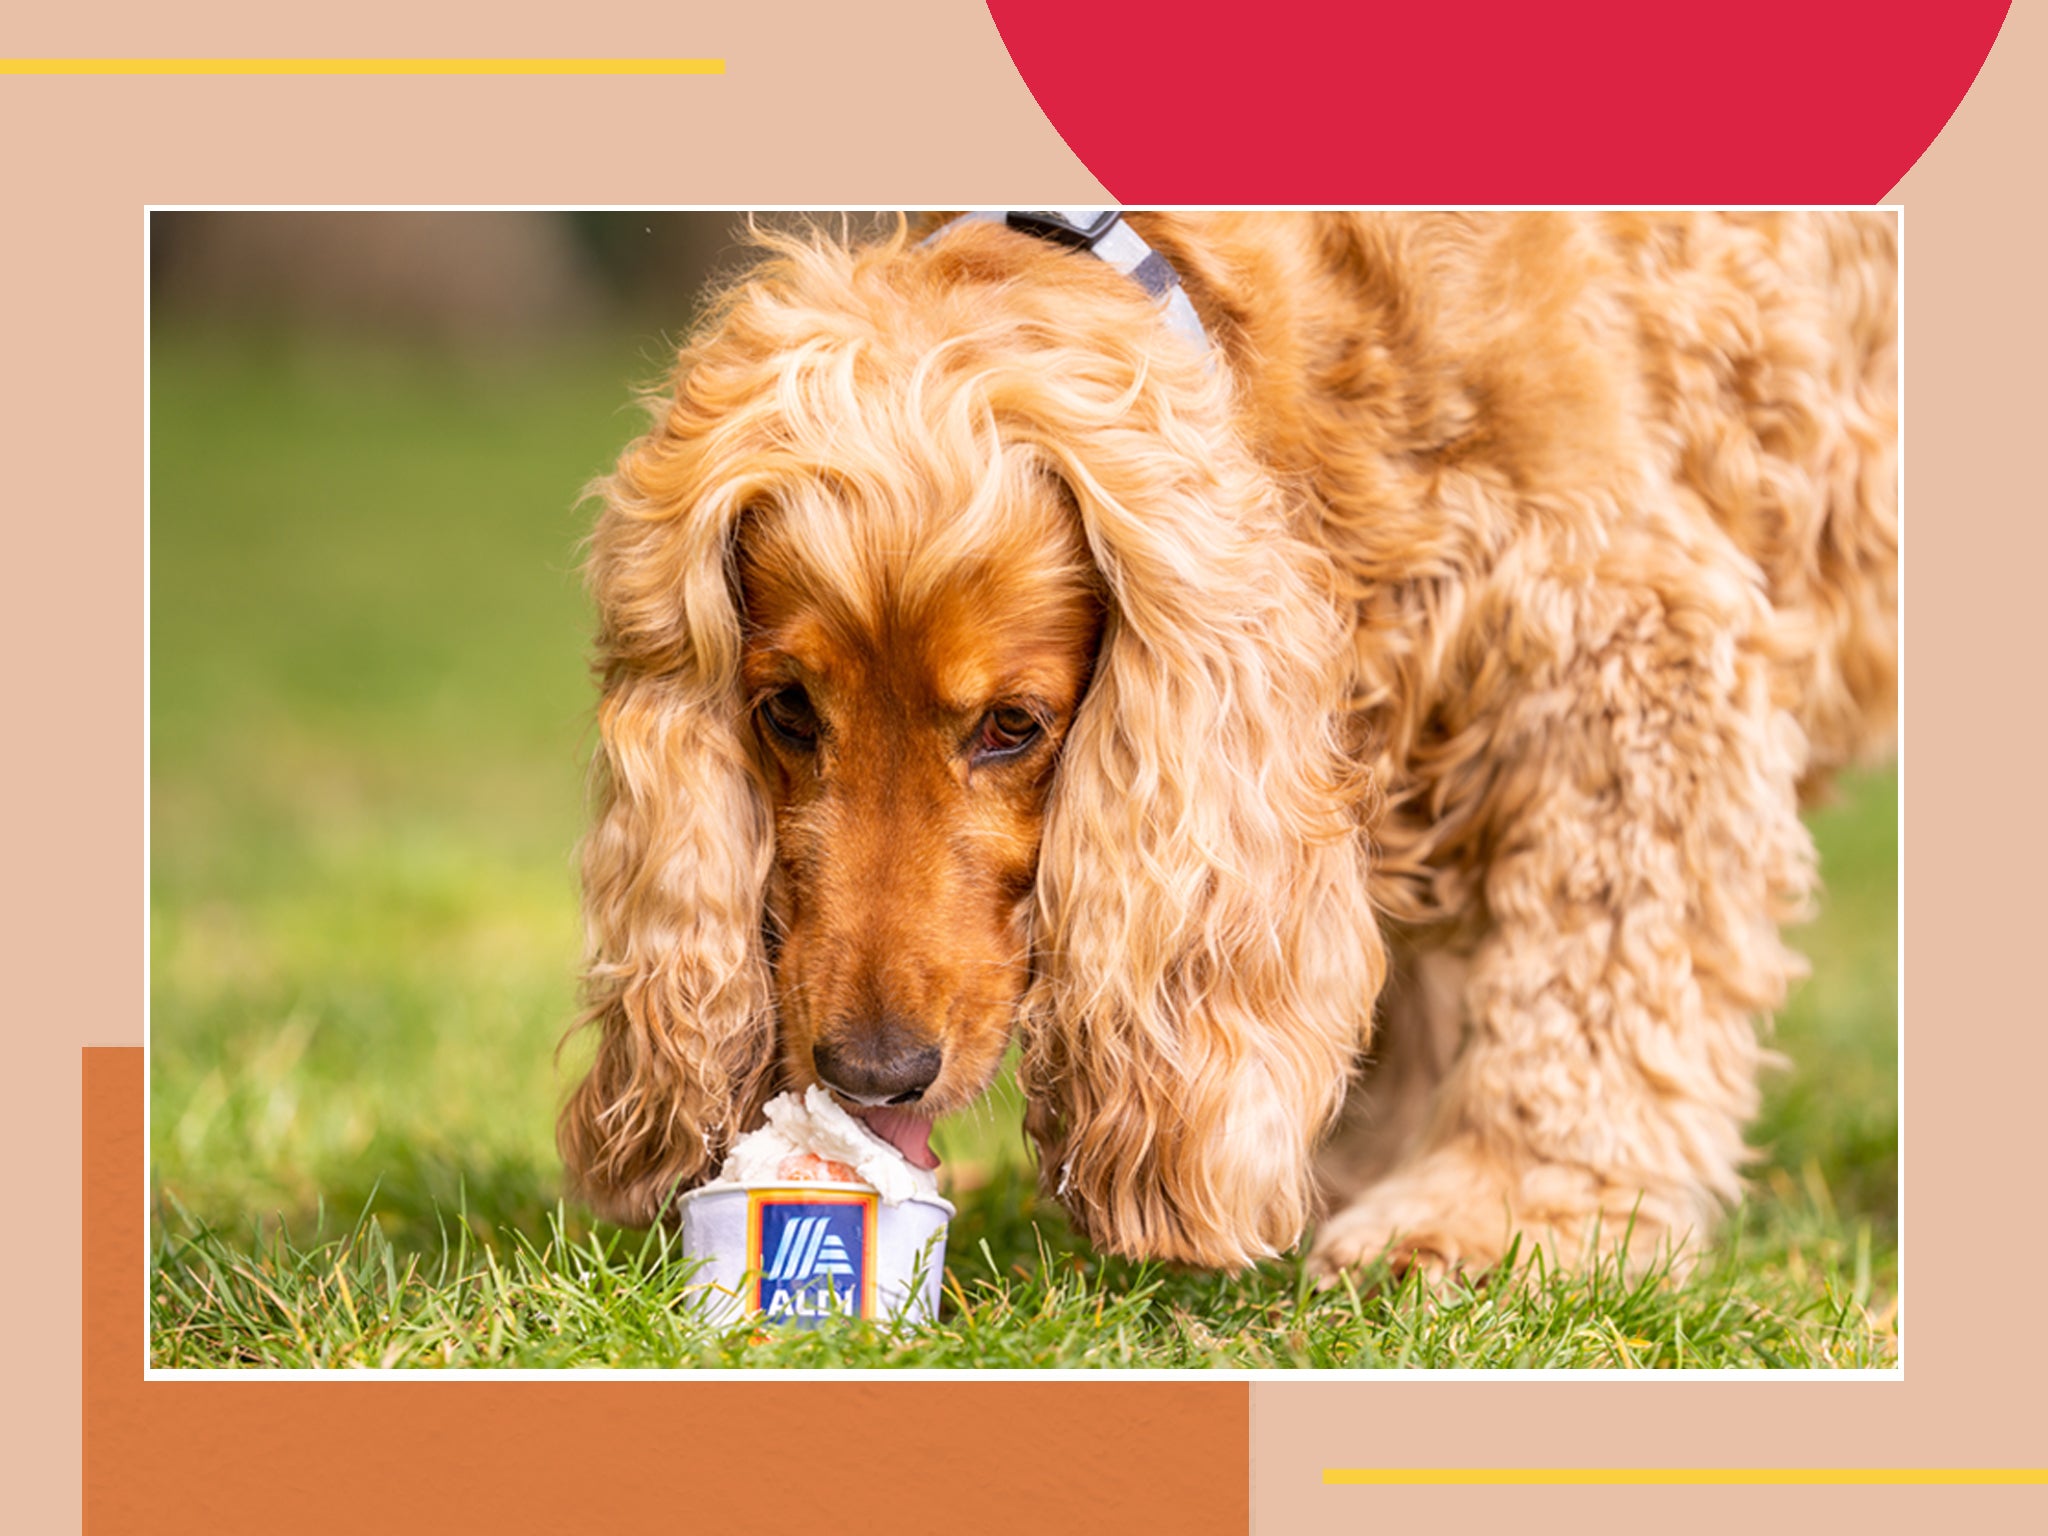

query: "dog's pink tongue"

left=855, top=1106, right=940, bottom=1171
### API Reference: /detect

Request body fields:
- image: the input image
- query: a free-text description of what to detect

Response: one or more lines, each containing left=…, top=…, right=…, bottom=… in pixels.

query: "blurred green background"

left=148, top=214, right=1896, bottom=1353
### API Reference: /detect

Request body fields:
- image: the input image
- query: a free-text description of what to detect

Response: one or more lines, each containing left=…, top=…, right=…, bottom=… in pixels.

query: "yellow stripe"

left=0, top=58, right=723, bottom=76
left=1324, top=1468, right=2048, bottom=1486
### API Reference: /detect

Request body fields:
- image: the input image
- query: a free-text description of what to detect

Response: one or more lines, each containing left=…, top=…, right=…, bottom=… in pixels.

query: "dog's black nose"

left=813, top=1025, right=943, bottom=1107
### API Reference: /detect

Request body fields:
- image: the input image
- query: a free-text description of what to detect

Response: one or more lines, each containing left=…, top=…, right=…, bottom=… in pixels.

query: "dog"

left=558, top=211, right=1896, bottom=1280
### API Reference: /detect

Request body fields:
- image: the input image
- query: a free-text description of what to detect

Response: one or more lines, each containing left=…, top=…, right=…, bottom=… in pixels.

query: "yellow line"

left=0, top=58, right=724, bottom=76
left=1324, top=1468, right=2048, bottom=1486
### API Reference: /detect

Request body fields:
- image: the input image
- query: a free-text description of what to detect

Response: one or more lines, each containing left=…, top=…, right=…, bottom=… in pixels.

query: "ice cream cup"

left=675, top=1182, right=953, bottom=1327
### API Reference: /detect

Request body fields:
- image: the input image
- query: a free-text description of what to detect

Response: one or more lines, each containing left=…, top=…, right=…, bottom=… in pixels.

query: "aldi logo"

left=762, top=1216, right=857, bottom=1284
left=749, top=1190, right=876, bottom=1323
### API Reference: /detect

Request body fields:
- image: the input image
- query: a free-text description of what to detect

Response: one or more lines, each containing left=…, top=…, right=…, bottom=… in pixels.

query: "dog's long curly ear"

left=1014, top=353, right=1387, bottom=1271
left=557, top=412, right=777, bottom=1228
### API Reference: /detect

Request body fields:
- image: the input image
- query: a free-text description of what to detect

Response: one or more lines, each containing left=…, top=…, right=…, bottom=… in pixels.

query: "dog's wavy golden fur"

left=560, top=212, right=1896, bottom=1277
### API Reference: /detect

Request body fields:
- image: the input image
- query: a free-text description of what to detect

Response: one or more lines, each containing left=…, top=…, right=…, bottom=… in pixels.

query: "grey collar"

left=921, top=210, right=1214, bottom=360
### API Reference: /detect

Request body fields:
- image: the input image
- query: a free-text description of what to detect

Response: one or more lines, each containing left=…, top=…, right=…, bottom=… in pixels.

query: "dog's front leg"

left=1311, top=572, right=1815, bottom=1282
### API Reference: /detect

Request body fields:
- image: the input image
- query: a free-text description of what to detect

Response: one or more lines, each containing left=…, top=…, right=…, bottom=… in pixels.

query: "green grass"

left=149, top=323, right=1898, bottom=1370
left=151, top=1175, right=1890, bottom=1370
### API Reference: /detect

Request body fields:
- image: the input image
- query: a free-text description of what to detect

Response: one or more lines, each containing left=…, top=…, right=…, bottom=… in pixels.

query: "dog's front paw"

left=1308, top=1141, right=1521, bottom=1286
left=1308, top=1141, right=1699, bottom=1287
left=1308, top=1209, right=1468, bottom=1287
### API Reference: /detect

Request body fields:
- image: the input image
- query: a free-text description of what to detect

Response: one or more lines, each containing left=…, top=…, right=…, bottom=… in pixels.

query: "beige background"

left=5, top=0, right=2024, bottom=1528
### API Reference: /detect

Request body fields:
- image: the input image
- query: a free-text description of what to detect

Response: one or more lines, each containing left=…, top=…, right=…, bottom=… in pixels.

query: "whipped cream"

left=710, top=1085, right=940, bottom=1206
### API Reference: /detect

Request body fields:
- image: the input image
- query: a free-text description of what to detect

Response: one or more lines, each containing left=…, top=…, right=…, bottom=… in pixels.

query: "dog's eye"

left=975, top=705, right=1043, bottom=761
left=760, top=685, right=820, bottom=748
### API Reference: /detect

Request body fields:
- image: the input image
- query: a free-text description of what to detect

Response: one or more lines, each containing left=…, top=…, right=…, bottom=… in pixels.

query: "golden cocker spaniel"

left=559, top=212, right=1896, bottom=1279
